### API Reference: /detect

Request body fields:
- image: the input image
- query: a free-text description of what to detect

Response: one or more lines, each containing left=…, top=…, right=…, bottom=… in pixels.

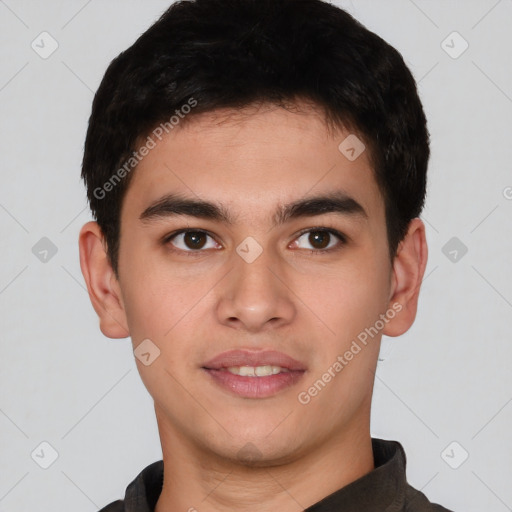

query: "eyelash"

left=162, top=227, right=347, bottom=257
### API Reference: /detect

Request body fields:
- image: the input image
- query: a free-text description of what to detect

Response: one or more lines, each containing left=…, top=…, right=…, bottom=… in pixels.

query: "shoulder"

left=96, top=460, right=164, bottom=512
left=404, top=483, right=454, bottom=511
left=97, top=499, right=125, bottom=511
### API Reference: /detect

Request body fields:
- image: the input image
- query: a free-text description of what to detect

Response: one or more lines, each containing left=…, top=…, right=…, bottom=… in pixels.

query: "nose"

left=215, top=245, right=296, bottom=333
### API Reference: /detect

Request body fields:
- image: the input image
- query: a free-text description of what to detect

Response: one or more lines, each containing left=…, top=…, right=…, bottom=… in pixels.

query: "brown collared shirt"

left=98, top=438, right=453, bottom=511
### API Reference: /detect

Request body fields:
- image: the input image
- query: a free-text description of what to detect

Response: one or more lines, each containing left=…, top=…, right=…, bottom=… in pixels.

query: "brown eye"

left=308, top=231, right=331, bottom=249
left=293, top=229, right=345, bottom=252
left=183, top=231, right=207, bottom=249
left=167, top=230, right=219, bottom=252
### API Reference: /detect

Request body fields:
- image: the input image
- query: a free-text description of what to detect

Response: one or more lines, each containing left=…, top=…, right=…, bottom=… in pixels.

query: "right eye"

left=164, top=230, right=221, bottom=253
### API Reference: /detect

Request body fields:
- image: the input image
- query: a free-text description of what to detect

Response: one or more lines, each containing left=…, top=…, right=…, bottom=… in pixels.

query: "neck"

left=154, top=407, right=374, bottom=512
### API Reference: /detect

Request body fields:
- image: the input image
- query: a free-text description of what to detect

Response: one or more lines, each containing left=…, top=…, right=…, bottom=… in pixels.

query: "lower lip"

left=202, top=368, right=305, bottom=398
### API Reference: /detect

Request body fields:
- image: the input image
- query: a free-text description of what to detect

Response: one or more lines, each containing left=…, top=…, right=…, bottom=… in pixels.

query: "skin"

left=79, top=102, right=427, bottom=512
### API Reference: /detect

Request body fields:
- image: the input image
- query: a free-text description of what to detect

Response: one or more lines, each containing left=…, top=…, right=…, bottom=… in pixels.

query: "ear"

left=383, top=218, right=428, bottom=337
left=78, top=221, right=130, bottom=338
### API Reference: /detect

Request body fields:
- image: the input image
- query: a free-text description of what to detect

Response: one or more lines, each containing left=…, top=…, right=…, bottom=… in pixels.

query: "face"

left=88, top=103, right=417, bottom=465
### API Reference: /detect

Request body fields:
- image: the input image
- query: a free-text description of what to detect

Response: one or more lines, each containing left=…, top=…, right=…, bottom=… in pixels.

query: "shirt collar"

left=123, top=438, right=407, bottom=512
left=305, top=438, right=407, bottom=511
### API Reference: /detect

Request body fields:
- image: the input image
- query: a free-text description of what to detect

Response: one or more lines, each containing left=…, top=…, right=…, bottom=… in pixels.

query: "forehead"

left=121, top=103, right=384, bottom=223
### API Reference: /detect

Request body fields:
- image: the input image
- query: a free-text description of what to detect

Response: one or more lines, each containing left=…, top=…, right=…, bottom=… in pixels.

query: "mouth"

left=202, top=350, right=306, bottom=398
left=216, top=365, right=292, bottom=376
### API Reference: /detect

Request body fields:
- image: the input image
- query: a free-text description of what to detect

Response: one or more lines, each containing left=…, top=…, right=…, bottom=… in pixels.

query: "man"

left=78, top=0, right=452, bottom=510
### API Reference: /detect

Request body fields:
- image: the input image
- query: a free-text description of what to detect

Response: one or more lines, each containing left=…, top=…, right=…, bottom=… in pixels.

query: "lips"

left=202, top=349, right=306, bottom=371
left=202, top=349, right=306, bottom=398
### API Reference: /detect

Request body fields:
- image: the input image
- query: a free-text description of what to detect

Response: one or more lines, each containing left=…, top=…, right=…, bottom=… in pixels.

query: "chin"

left=203, top=429, right=307, bottom=468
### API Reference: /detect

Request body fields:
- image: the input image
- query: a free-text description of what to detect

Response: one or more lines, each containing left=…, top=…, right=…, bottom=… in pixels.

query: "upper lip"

left=202, top=350, right=306, bottom=371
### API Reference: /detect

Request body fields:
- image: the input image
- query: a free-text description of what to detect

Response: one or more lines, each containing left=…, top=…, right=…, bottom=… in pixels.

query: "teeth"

left=226, top=365, right=289, bottom=377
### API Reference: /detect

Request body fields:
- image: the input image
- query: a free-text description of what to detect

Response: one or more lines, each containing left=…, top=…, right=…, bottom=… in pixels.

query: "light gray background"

left=1, top=1, right=511, bottom=511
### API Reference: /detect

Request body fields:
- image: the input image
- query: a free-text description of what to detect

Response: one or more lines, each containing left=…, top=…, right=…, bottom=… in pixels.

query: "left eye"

left=293, top=229, right=344, bottom=251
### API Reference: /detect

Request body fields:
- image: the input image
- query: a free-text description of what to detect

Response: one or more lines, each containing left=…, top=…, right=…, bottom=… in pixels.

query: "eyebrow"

left=139, top=191, right=367, bottom=226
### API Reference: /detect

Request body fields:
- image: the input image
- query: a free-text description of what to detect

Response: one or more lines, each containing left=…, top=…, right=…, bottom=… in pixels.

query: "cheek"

left=118, top=243, right=192, bottom=342
left=122, top=277, right=198, bottom=343
left=296, top=253, right=391, bottom=344
left=120, top=268, right=204, bottom=399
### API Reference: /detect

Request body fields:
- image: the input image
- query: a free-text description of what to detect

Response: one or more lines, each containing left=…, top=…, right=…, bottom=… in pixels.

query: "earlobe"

left=78, top=221, right=130, bottom=339
left=383, top=218, right=428, bottom=337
